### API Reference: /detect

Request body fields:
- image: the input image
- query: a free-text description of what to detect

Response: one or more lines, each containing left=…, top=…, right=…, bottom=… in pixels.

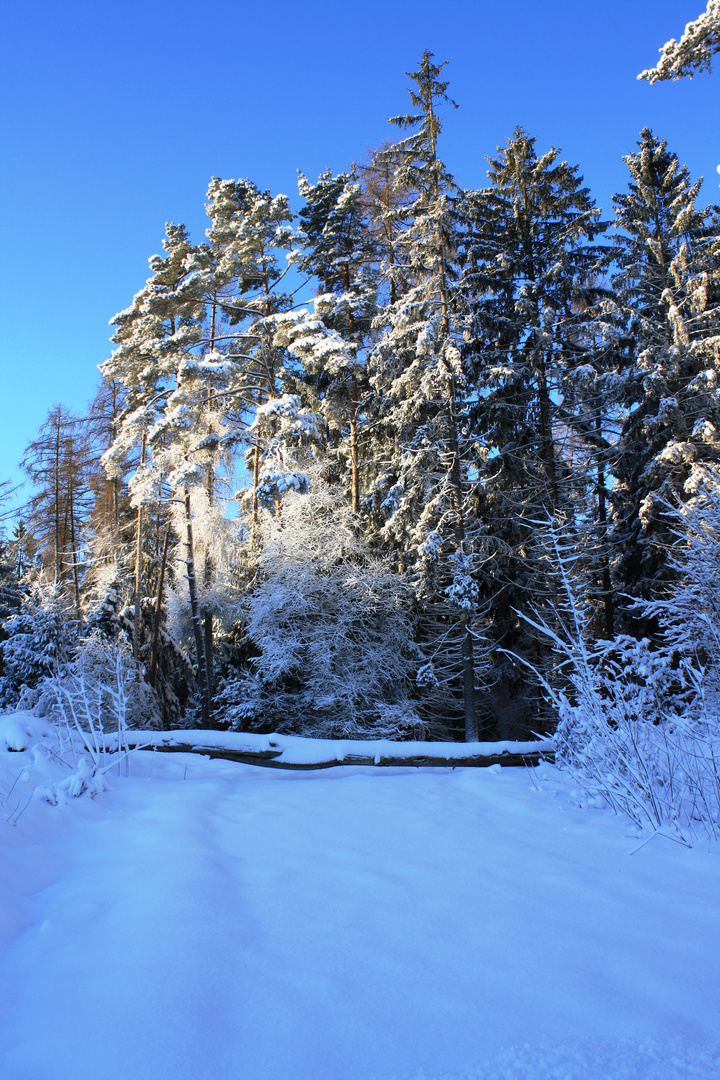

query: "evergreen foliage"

left=639, top=2, right=720, bottom=83
left=0, top=582, right=77, bottom=709
left=611, top=129, right=720, bottom=620
left=459, top=128, right=611, bottom=733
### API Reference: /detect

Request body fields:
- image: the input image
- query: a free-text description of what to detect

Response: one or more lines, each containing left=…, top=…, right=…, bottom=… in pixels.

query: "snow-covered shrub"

left=522, top=504, right=720, bottom=842
left=552, top=635, right=719, bottom=840
left=26, top=634, right=143, bottom=803
left=643, top=466, right=720, bottom=713
left=47, top=632, right=137, bottom=767
left=222, top=481, right=427, bottom=738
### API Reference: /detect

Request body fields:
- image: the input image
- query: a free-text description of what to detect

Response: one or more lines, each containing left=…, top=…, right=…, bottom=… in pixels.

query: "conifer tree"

left=611, top=129, right=720, bottom=618
left=279, top=168, right=376, bottom=510
left=459, top=129, right=610, bottom=732
left=101, top=222, right=209, bottom=717
left=102, top=181, right=296, bottom=726
left=22, top=405, right=94, bottom=614
left=364, top=52, right=481, bottom=740
left=358, top=141, right=414, bottom=307
left=211, top=179, right=295, bottom=536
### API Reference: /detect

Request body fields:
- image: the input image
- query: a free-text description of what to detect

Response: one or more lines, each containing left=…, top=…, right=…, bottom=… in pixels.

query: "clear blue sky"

left=1, top=0, right=718, bottom=508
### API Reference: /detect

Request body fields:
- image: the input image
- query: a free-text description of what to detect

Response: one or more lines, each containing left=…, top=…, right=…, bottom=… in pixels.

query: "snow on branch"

left=638, top=2, right=720, bottom=82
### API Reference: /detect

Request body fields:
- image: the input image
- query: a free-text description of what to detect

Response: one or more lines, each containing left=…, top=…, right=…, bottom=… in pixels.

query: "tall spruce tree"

left=209, top=179, right=296, bottom=539
left=459, top=128, right=610, bottom=733
left=277, top=168, right=376, bottom=511
left=611, top=128, right=720, bottom=621
left=364, top=52, right=481, bottom=741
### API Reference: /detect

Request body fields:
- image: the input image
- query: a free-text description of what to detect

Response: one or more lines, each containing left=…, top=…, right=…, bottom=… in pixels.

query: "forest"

left=0, top=7, right=719, bottom=1077
left=1, top=42, right=719, bottom=834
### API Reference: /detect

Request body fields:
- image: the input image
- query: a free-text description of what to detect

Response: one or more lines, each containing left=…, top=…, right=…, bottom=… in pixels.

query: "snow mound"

left=404, top=1038, right=720, bottom=1079
left=0, top=712, right=52, bottom=752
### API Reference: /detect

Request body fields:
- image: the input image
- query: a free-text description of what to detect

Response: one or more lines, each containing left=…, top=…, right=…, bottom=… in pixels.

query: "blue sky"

left=1, top=0, right=718, bottom=507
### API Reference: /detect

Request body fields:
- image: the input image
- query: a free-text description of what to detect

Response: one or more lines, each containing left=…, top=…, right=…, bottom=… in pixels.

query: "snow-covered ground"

left=0, top=713, right=718, bottom=1080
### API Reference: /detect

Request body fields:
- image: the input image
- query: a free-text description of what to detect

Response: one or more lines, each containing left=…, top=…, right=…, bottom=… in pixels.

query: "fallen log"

left=124, top=737, right=554, bottom=771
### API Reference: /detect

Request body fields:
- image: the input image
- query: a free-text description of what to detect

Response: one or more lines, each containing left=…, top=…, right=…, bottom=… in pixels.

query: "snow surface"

left=0, top=712, right=718, bottom=1080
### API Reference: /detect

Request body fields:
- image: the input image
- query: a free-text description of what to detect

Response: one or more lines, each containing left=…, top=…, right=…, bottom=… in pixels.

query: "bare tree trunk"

left=133, top=434, right=146, bottom=679
left=184, top=489, right=212, bottom=727
left=54, top=422, right=61, bottom=584
left=350, top=375, right=360, bottom=513
left=203, top=466, right=214, bottom=707
left=595, top=412, right=614, bottom=639
left=150, top=526, right=171, bottom=726
left=68, top=470, right=81, bottom=619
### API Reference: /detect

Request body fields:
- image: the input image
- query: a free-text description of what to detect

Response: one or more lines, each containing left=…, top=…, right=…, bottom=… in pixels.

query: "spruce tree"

left=611, top=128, right=720, bottom=620
left=365, top=52, right=480, bottom=740
left=459, top=128, right=610, bottom=733
left=101, top=181, right=296, bottom=727
left=278, top=167, right=376, bottom=511
left=101, top=222, right=210, bottom=719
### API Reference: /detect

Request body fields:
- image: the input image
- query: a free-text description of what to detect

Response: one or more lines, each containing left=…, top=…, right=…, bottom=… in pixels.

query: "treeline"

left=2, top=52, right=719, bottom=743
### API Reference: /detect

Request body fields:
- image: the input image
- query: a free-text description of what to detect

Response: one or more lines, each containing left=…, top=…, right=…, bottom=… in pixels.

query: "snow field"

left=0, top=716, right=717, bottom=1079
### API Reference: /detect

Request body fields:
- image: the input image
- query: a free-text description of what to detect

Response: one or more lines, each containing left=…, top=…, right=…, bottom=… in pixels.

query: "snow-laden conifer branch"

left=639, top=2, right=720, bottom=82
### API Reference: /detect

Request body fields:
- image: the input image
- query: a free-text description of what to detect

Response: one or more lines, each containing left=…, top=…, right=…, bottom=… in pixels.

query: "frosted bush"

left=45, top=633, right=144, bottom=773
left=523, top=498, right=720, bottom=843
left=225, top=480, right=427, bottom=738
left=553, top=635, right=720, bottom=841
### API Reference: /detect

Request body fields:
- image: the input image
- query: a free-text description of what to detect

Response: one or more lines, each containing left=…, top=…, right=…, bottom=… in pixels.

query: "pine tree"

left=101, top=181, right=297, bottom=727
left=101, top=221, right=209, bottom=716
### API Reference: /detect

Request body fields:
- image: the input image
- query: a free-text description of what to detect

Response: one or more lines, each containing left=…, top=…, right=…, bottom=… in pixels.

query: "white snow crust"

left=0, top=713, right=717, bottom=1080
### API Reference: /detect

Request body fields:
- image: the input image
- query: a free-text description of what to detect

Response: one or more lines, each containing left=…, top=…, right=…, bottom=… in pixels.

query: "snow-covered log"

left=110, top=729, right=554, bottom=770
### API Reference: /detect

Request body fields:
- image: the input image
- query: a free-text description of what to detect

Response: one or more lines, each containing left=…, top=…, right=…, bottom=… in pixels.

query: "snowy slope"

left=0, top=713, right=717, bottom=1080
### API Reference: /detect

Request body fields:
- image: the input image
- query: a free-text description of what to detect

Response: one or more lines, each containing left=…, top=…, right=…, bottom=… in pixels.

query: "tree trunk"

left=184, top=489, right=212, bottom=727
left=596, top=411, right=614, bottom=639
left=203, top=465, right=214, bottom=705
left=54, top=422, right=61, bottom=584
left=149, top=525, right=171, bottom=704
left=445, top=378, right=477, bottom=741
left=350, top=375, right=360, bottom=513
left=68, top=470, right=81, bottom=619
left=133, top=434, right=146, bottom=678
